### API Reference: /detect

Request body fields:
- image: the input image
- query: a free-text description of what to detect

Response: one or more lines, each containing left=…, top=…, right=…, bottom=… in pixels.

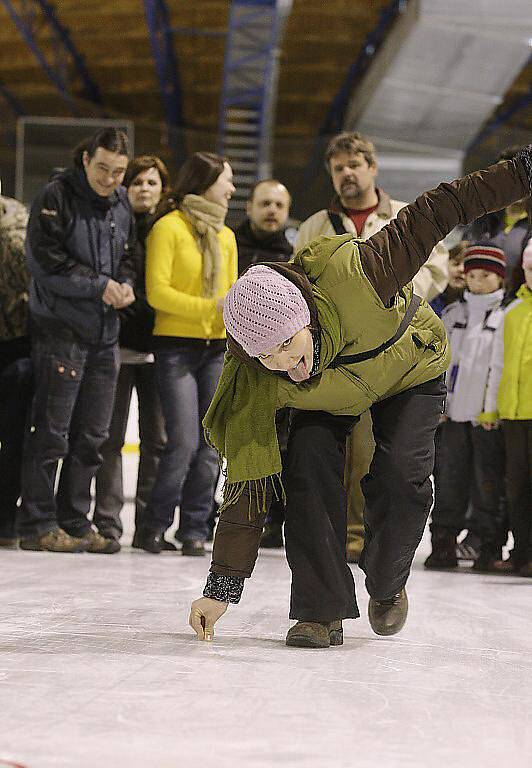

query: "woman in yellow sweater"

left=144, top=152, right=237, bottom=555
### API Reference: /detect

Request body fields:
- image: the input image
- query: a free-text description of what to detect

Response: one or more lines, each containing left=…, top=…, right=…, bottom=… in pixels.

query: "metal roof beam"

left=0, top=0, right=104, bottom=114
left=143, top=0, right=185, bottom=165
left=34, top=0, right=102, bottom=105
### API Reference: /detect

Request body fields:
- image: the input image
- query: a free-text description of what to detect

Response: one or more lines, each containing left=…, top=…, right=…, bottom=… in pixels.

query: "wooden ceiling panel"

left=1, top=1, right=529, bottom=197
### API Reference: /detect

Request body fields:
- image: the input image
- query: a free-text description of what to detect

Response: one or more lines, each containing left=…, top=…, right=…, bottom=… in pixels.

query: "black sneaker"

left=132, top=530, right=176, bottom=552
left=456, top=531, right=481, bottom=562
left=182, top=540, right=206, bottom=557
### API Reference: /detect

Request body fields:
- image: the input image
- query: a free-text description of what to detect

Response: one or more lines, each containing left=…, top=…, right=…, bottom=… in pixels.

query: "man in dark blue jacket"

left=19, top=128, right=136, bottom=554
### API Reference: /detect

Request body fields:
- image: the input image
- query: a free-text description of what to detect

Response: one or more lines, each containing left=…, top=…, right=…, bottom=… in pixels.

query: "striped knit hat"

left=463, top=244, right=506, bottom=278
left=223, top=265, right=311, bottom=357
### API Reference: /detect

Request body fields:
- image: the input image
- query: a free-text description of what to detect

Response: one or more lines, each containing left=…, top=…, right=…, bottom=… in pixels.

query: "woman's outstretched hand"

left=189, top=597, right=228, bottom=641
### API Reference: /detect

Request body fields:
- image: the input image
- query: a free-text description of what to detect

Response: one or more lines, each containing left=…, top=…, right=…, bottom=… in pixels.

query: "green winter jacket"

left=498, top=285, right=532, bottom=420
left=277, top=235, right=448, bottom=416
left=205, top=152, right=531, bottom=580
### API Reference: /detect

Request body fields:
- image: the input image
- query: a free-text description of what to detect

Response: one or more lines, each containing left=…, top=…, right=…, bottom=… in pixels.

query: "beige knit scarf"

left=180, top=194, right=227, bottom=297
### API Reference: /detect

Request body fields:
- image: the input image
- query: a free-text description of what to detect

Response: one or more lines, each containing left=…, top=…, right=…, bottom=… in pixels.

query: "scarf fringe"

left=218, top=474, right=285, bottom=519
left=205, top=425, right=285, bottom=519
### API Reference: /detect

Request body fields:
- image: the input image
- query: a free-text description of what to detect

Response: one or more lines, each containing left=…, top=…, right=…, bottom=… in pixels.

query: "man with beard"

left=233, top=179, right=294, bottom=548
left=296, top=132, right=449, bottom=564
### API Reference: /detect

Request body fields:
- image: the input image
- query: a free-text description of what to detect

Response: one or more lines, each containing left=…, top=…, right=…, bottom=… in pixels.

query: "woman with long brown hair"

left=142, top=152, right=237, bottom=555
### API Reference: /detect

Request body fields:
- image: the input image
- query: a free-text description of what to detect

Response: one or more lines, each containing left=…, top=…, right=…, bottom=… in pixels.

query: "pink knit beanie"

left=223, top=266, right=311, bottom=357
left=522, top=238, right=532, bottom=269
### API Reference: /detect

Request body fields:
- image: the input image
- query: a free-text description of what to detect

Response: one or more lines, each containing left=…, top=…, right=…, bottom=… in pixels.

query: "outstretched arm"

left=360, top=149, right=531, bottom=304
left=189, top=483, right=272, bottom=640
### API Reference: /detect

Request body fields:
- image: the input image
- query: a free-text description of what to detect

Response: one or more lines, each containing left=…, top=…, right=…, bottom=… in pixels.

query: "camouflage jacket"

left=0, top=194, right=29, bottom=341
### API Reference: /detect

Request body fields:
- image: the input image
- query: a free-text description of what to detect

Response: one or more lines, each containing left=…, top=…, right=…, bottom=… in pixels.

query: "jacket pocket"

left=47, top=353, right=84, bottom=427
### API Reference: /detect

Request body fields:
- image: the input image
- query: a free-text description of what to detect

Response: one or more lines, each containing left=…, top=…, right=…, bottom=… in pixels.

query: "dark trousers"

left=284, top=375, right=446, bottom=621
left=502, top=420, right=532, bottom=567
left=147, top=345, right=224, bottom=542
left=19, top=333, right=119, bottom=538
left=0, top=340, right=32, bottom=539
left=94, top=361, right=166, bottom=540
left=265, top=408, right=291, bottom=527
left=431, top=420, right=506, bottom=547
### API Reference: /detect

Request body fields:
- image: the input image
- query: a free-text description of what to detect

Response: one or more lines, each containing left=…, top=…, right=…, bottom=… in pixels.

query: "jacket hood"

left=292, top=232, right=356, bottom=282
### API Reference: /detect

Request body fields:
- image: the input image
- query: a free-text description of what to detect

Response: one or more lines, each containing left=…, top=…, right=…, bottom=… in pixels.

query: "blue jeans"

left=19, top=332, right=119, bottom=538
left=147, top=344, right=224, bottom=541
left=94, top=361, right=166, bottom=540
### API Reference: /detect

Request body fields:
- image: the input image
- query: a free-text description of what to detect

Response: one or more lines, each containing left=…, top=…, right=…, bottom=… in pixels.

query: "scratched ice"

left=0, top=455, right=531, bottom=768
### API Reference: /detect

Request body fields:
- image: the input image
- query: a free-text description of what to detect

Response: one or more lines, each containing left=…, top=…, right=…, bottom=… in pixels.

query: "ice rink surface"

left=1, top=457, right=531, bottom=768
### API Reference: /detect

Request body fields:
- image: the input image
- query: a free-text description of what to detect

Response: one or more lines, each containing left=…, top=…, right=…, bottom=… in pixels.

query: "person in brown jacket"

left=296, top=132, right=449, bottom=563
left=188, top=148, right=531, bottom=649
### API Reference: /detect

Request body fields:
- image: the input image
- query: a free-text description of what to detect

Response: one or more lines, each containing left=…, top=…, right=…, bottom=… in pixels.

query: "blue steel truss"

left=0, top=79, right=24, bottom=117
left=0, top=0, right=102, bottom=113
left=218, top=0, right=286, bottom=218
left=143, top=0, right=185, bottom=164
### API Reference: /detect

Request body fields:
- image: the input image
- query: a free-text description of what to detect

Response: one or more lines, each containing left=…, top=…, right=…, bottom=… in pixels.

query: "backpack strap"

left=330, top=294, right=422, bottom=367
left=327, top=211, right=349, bottom=235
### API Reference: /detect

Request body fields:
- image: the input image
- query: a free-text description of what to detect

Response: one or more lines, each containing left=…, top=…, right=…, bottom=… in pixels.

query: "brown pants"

left=345, top=409, right=375, bottom=547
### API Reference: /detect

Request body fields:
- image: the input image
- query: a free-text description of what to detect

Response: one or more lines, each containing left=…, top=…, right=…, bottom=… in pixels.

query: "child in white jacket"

left=425, top=244, right=507, bottom=571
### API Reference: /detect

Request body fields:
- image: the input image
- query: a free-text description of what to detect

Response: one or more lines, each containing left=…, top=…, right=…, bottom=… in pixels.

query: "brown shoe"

left=368, top=589, right=408, bottom=636
left=20, top=528, right=87, bottom=553
left=79, top=530, right=120, bottom=554
left=285, top=620, right=343, bottom=648
left=0, top=537, right=18, bottom=549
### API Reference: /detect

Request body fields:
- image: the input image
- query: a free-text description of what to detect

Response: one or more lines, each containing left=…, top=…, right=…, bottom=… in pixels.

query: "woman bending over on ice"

left=189, top=147, right=532, bottom=649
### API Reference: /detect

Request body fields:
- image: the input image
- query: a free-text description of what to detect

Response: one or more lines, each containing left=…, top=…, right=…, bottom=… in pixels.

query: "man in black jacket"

left=235, top=179, right=293, bottom=275
left=234, top=179, right=293, bottom=548
left=19, top=128, right=136, bottom=554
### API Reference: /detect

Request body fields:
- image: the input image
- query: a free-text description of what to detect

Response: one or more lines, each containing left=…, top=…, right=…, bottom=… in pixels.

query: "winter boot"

left=368, top=589, right=408, bottom=636
left=286, top=620, right=343, bottom=648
